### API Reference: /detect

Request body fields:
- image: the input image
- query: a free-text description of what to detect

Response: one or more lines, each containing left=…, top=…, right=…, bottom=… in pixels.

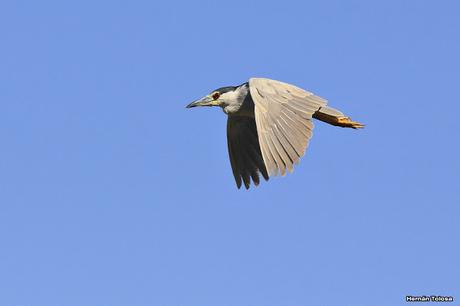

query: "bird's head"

left=186, top=85, right=244, bottom=109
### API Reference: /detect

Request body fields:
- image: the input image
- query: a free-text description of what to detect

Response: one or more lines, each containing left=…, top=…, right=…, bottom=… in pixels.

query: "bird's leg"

left=313, top=111, right=365, bottom=129
left=336, top=117, right=365, bottom=129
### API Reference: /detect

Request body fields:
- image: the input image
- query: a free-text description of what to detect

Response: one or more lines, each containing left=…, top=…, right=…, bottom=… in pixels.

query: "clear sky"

left=1, top=1, right=459, bottom=305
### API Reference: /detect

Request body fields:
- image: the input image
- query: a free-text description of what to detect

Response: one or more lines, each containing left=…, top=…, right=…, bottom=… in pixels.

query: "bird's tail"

left=313, top=106, right=364, bottom=129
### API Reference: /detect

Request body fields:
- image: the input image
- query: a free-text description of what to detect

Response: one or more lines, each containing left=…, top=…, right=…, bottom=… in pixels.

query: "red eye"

left=212, top=92, right=220, bottom=100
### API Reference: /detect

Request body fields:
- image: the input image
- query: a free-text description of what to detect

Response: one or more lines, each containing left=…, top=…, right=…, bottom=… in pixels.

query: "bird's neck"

left=222, top=83, right=252, bottom=116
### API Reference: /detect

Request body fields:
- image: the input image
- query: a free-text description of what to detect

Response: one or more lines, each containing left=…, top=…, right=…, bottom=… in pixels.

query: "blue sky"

left=1, top=1, right=459, bottom=305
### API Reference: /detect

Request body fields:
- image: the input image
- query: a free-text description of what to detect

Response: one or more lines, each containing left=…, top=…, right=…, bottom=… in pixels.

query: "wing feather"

left=227, top=116, right=269, bottom=189
left=262, top=124, right=285, bottom=176
left=277, top=117, right=304, bottom=159
left=266, top=124, right=289, bottom=176
left=254, top=112, right=279, bottom=176
left=271, top=123, right=296, bottom=172
left=249, top=78, right=327, bottom=177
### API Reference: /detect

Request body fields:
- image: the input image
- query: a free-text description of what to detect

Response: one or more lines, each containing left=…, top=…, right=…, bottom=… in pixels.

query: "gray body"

left=187, top=78, right=363, bottom=189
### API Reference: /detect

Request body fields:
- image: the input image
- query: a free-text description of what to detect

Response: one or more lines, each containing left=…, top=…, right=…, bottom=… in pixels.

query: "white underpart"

left=221, top=85, right=249, bottom=115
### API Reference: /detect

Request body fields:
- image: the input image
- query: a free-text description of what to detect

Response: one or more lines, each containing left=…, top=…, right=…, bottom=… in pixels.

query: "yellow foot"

left=337, top=117, right=365, bottom=129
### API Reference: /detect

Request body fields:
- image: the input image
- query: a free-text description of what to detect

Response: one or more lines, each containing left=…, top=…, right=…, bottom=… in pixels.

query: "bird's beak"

left=186, top=95, right=215, bottom=108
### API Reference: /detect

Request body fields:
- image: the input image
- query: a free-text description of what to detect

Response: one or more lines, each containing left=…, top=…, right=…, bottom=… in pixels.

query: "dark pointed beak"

left=186, top=96, right=214, bottom=108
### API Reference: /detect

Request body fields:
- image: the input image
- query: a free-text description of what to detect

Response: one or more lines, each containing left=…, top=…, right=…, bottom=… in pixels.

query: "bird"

left=186, top=78, right=364, bottom=189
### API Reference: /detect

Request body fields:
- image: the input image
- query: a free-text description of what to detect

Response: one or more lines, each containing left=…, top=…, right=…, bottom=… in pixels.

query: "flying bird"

left=186, top=78, right=363, bottom=189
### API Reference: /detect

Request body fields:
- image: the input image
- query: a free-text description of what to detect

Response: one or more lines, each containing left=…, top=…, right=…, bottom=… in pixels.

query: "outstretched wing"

left=227, top=116, right=269, bottom=189
left=249, top=78, right=327, bottom=177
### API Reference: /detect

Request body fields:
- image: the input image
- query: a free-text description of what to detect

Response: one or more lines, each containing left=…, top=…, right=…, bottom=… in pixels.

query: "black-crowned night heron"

left=186, top=78, right=363, bottom=189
